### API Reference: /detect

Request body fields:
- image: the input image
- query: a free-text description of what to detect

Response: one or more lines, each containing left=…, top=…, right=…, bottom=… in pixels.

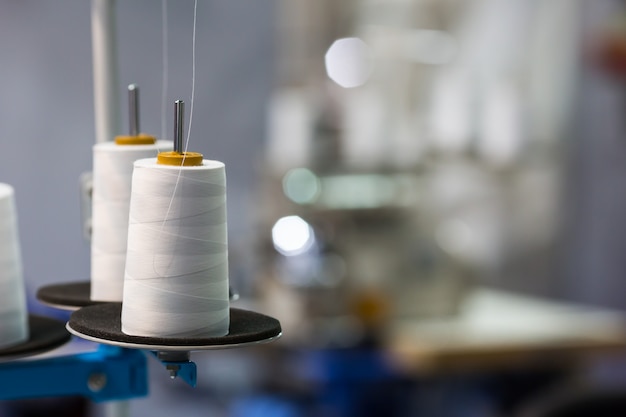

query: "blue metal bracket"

left=0, top=344, right=148, bottom=402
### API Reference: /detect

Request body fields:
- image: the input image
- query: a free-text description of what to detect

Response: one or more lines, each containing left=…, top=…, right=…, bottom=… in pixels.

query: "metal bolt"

left=87, top=373, right=107, bottom=392
left=166, top=364, right=180, bottom=380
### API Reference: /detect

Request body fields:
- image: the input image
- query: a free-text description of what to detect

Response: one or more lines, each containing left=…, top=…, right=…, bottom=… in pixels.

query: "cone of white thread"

left=121, top=158, right=230, bottom=338
left=91, top=141, right=172, bottom=302
left=0, top=184, right=29, bottom=349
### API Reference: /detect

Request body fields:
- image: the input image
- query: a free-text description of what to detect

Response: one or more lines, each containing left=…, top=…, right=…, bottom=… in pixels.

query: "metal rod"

left=174, top=100, right=184, bottom=153
left=91, top=0, right=120, bottom=143
left=128, top=84, right=139, bottom=136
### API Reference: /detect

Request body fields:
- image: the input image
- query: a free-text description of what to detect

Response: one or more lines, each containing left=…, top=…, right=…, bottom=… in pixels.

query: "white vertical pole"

left=91, top=0, right=120, bottom=143
left=91, top=2, right=126, bottom=416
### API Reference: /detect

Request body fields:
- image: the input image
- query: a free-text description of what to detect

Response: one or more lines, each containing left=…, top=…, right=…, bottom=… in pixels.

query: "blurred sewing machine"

left=246, top=0, right=583, bottom=356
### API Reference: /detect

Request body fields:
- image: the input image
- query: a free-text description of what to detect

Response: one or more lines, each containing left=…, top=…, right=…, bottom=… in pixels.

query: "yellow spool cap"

left=115, top=133, right=156, bottom=145
left=157, top=151, right=204, bottom=166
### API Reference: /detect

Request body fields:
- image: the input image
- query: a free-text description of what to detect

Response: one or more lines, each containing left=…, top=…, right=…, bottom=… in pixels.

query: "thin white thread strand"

left=128, top=265, right=228, bottom=282
left=185, top=0, right=198, bottom=153
left=130, top=209, right=226, bottom=227
left=160, top=0, right=198, bottom=231
left=128, top=224, right=227, bottom=244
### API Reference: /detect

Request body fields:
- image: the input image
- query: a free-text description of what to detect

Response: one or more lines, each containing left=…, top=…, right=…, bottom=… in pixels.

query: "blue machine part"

left=0, top=345, right=148, bottom=402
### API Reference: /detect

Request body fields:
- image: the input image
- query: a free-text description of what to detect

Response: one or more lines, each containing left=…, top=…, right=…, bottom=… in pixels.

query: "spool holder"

left=67, top=303, right=281, bottom=351
left=66, top=303, right=282, bottom=386
left=156, top=99, right=203, bottom=166
left=35, top=289, right=276, bottom=388
left=37, top=98, right=281, bottom=388
left=114, top=84, right=156, bottom=145
left=0, top=315, right=70, bottom=362
left=38, top=94, right=233, bottom=311
left=36, top=281, right=239, bottom=310
left=0, top=0, right=283, bottom=400
left=36, top=281, right=101, bottom=311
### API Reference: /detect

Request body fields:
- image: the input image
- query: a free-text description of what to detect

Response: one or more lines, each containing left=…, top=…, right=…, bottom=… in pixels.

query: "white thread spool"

left=91, top=141, right=172, bottom=302
left=0, top=184, right=28, bottom=349
left=121, top=158, right=230, bottom=338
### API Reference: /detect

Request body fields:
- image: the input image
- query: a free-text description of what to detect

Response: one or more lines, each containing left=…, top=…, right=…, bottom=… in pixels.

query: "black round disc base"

left=37, top=281, right=240, bottom=310
left=67, top=303, right=282, bottom=351
left=0, top=315, right=71, bottom=361
left=36, top=281, right=101, bottom=311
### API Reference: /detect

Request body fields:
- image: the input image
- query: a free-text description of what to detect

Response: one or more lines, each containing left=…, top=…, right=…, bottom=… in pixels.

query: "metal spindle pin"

left=174, top=100, right=184, bottom=154
left=128, top=84, right=140, bottom=136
